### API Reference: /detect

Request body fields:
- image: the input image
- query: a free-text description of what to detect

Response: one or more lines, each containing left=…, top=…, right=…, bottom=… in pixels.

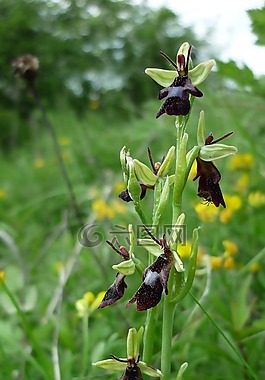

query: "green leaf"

left=230, top=274, right=252, bottom=332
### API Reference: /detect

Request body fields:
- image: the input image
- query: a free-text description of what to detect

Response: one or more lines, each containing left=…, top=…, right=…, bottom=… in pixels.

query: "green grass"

left=0, top=91, right=265, bottom=379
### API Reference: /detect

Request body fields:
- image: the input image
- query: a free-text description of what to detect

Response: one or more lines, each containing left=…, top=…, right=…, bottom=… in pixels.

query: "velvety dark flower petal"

left=156, top=47, right=203, bottom=118
left=194, top=157, right=226, bottom=208
left=119, top=365, right=143, bottom=380
left=127, top=251, right=173, bottom=311
left=118, top=185, right=153, bottom=203
left=98, top=273, right=127, bottom=308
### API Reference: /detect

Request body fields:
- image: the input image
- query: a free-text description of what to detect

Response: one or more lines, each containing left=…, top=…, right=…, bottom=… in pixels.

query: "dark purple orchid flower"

left=111, top=355, right=143, bottom=380
left=156, top=45, right=203, bottom=118
left=193, top=132, right=233, bottom=208
left=98, top=240, right=129, bottom=309
left=127, top=231, right=174, bottom=311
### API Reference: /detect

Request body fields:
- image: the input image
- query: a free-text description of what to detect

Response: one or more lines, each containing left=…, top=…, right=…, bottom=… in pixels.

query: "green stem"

left=134, top=201, right=148, bottom=225
left=142, top=306, right=158, bottom=364
left=0, top=279, right=53, bottom=380
left=161, top=271, right=176, bottom=377
left=81, top=314, right=90, bottom=377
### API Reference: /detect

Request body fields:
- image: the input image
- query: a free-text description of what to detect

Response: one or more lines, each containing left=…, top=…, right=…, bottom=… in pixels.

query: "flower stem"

left=161, top=270, right=176, bottom=377
left=81, top=314, right=90, bottom=377
left=142, top=306, right=158, bottom=363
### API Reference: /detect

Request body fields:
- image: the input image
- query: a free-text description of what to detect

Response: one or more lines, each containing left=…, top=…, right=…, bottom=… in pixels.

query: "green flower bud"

left=157, top=146, right=175, bottom=177
left=127, top=158, right=141, bottom=202
left=189, top=59, right=215, bottom=86
left=133, top=159, right=157, bottom=186
left=197, top=110, right=206, bottom=147
left=112, top=259, right=135, bottom=276
left=176, top=362, right=189, bottom=380
left=153, top=176, right=170, bottom=224
left=200, top=144, right=238, bottom=161
left=127, top=327, right=143, bottom=359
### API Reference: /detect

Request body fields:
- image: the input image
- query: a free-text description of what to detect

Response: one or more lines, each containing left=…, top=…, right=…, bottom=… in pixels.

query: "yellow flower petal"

left=223, top=240, right=238, bottom=257
left=210, top=256, right=223, bottom=269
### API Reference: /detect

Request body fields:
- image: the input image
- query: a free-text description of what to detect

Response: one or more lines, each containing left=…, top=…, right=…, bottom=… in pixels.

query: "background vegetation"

left=0, top=1, right=264, bottom=379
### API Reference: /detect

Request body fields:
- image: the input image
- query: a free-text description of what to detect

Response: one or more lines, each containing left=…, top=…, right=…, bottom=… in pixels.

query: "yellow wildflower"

left=75, top=291, right=105, bottom=318
left=234, top=173, right=250, bottom=193
left=228, top=153, right=254, bottom=171
left=59, top=137, right=71, bottom=146
left=220, top=194, right=242, bottom=223
left=178, top=240, right=192, bottom=259
left=248, top=191, right=265, bottom=208
left=34, top=157, right=45, bottom=169
left=223, top=257, right=237, bottom=270
left=210, top=256, right=223, bottom=269
left=194, top=202, right=219, bottom=223
left=0, top=271, right=6, bottom=281
left=111, top=199, right=127, bottom=215
left=92, top=198, right=115, bottom=220
left=223, top=240, right=238, bottom=257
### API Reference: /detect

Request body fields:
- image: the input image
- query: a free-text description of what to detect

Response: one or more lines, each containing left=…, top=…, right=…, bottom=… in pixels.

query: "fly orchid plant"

left=94, top=42, right=237, bottom=379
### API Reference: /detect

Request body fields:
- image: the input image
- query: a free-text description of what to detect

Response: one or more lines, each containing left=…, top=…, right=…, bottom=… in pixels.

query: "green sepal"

left=189, top=59, right=215, bottom=86
left=145, top=68, right=176, bottom=88
left=157, top=146, right=175, bottom=178
left=197, top=110, right=206, bottom=147
left=127, top=327, right=144, bottom=359
left=120, top=146, right=128, bottom=182
left=133, top=159, right=157, bottom=186
left=127, top=158, right=141, bottom=202
left=112, top=259, right=135, bottom=276
left=92, top=358, right=126, bottom=371
left=200, top=144, right=238, bottom=161
left=138, top=239, right=161, bottom=257
left=138, top=361, right=163, bottom=377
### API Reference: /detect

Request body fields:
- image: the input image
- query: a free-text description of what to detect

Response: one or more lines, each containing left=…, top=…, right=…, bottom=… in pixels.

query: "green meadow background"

left=0, top=1, right=265, bottom=379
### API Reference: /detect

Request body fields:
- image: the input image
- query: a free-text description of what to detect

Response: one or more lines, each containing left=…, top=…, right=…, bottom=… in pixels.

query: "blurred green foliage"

left=0, top=0, right=203, bottom=149
left=0, top=1, right=265, bottom=380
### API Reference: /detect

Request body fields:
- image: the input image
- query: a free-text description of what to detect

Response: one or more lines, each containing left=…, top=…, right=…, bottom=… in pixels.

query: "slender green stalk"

left=161, top=271, right=176, bottom=377
left=81, top=314, right=90, bottom=377
left=142, top=307, right=158, bottom=364
left=0, top=278, right=53, bottom=380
